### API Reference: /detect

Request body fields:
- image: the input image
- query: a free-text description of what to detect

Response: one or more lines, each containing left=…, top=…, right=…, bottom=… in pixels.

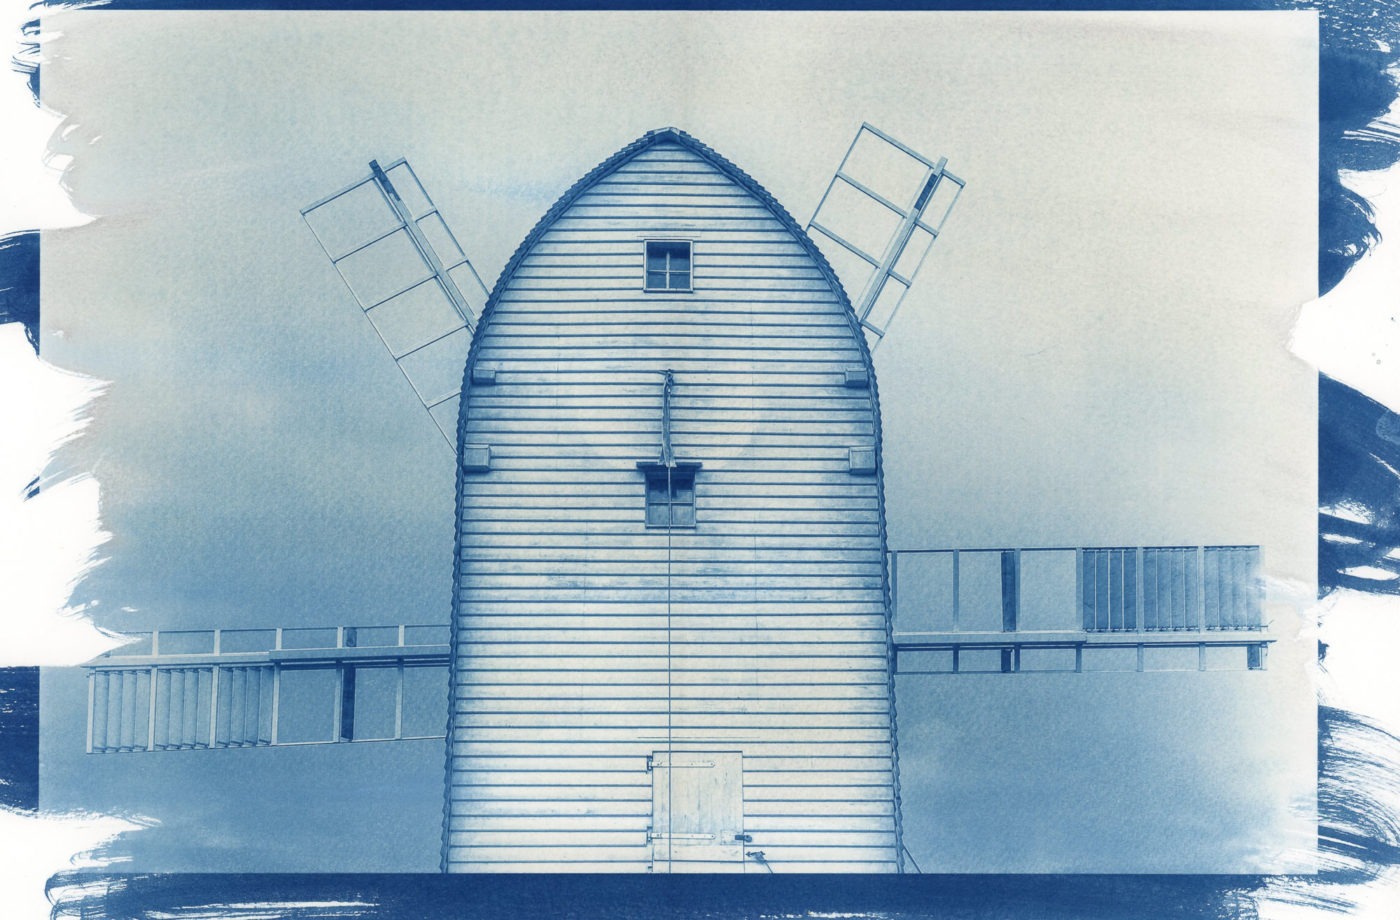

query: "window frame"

left=643, top=239, right=694, bottom=293
left=637, top=460, right=701, bottom=529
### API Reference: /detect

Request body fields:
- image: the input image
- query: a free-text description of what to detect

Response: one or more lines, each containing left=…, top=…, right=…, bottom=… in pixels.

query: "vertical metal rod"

left=209, top=666, right=220, bottom=749
left=270, top=665, right=281, bottom=746
left=332, top=666, right=345, bottom=743
left=1136, top=548, right=1145, bottom=634
left=1075, top=549, right=1084, bottom=631
left=951, top=550, right=960, bottom=632
left=395, top=662, right=405, bottom=740
left=85, top=670, right=95, bottom=754
left=1197, top=546, right=1207, bottom=634
left=661, top=369, right=675, bottom=468
left=147, top=666, right=158, bottom=752
left=665, top=455, right=674, bottom=872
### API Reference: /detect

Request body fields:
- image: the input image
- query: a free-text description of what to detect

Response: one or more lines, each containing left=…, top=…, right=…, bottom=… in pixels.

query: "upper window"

left=645, top=240, right=692, bottom=292
left=643, top=465, right=696, bottom=528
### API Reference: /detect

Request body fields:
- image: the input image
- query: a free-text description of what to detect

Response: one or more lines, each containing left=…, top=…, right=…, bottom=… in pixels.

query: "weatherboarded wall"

left=444, top=130, right=900, bottom=873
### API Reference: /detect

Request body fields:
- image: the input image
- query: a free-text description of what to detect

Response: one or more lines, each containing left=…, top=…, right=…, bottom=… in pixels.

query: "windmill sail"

left=807, top=124, right=963, bottom=349
left=301, top=159, right=488, bottom=449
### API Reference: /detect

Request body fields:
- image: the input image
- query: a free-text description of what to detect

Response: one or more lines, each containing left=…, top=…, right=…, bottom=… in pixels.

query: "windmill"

left=82, top=125, right=964, bottom=874
left=75, top=122, right=1282, bottom=876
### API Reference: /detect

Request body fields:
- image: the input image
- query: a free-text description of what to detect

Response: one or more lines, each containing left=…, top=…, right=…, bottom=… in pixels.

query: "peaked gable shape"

left=455, top=127, right=876, bottom=447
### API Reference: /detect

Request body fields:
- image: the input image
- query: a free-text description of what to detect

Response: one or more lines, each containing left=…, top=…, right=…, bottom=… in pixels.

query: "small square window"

left=642, top=465, right=696, bottom=528
left=644, top=241, right=692, bottom=292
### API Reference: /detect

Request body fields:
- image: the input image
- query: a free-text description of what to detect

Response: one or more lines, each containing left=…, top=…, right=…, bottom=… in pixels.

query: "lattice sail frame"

left=807, top=123, right=964, bottom=349
left=301, top=159, right=489, bottom=451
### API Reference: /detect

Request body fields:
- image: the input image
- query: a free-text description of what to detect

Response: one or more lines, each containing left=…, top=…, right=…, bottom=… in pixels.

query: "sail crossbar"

left=806, top=123, right=964, bottom=350
left=302, top=158, right=489, bottom=451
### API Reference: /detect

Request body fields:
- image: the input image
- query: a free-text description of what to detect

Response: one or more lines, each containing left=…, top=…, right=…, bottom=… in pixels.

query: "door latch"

left=733, top=833, right=753, bottom=843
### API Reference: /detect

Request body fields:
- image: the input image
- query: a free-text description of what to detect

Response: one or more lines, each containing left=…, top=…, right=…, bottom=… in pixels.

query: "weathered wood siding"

left=445, top=130, right=900, bottom=873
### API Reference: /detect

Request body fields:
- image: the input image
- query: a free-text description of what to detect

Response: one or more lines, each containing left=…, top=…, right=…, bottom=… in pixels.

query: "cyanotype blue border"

left=5, top=1, right=1400, bottom=917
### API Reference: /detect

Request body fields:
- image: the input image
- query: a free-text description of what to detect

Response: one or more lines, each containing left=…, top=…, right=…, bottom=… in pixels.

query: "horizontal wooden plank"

left=555, top=206, right=779, bottom=223
left=460, top=472, right=877, bottom=491
left=460, top=522, right=880, bottom=539
left=446, top=755, right=892, bottom=773
left=448, top=727, right=894, bottom=742
left=446, top=803, right=647, bottom=820
left=454, top=628, right=889, bottom=645
left=449, top=831, right=648, bottom=847
left=453, top=616, right=888, bottom=632
left=463, top=420, right=875, bottom=440
left=452, top=712, right=892, bottom=730
left=454, top=642, right=887, bottom=660
left=451, top=771, right=645, bottom=787
left=454, top=557, right=884, bottom=576
left=512, top=258, right=825, bottom=276
left=456, top=586, right=883, bottom=602
left=444, top=846, right=655, bottom=862
left=743, top=784, right=895, bottom=802
left=441, top=861, right=654, bottom=873
left=494, top=291, right=847, bottom=308
left=458, top=543, right=881, bottom=561
left=445, top=812, right=646, bottom=823
left=452, top=670, right=889, bottom=687
left=456, top=460, right=865, bottom=476
left=746, top=808, right=896, bottom=823
left=455, top=599, right=885, bottom=613
left=453, top=700, right=891, bottom=718
left=499, top=281, right=837, bottom=298
left=746, top=831, right=899, bottom=848
left=447, top=741, right=897, bottom=757
left=453, top=682, right=890, bottom=701
left=450, top=785, right=650, bottom=801
left=445, top=767, right=896, bottom=789
left=523, top=239, right=809, bottom=257
left=472, top=373, right=866, bottom=389
left=463, top=406, right=870, bottom=424
left=570, top=191, right=757, bottom=206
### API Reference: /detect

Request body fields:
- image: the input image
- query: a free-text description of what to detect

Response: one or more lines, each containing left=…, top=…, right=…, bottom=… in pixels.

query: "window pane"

left=1122, top=550, right=1137, bottom=630
left=158, top=630, right=215, bottom=655
left=668, top=271, right=690, bottom=290
left=281, top=628, right=339, bottom=650
left=402, top=665, right=448, bottom=737
left=404, top=625, right=449, bottom=646
left=646, top=270, right=667, bottom=289
left=672, top=503, right=695, bottom=527
left=347, top=626, right=399, bottom=648
left=276, top=667, right=337, bottom=743
left=646, top=248, right=667, bottom=271
left=669, top=247, right=690, bottom=271
left=647, top=502, right=671, bottom=527
left=350, top=666, right=398, bottom=741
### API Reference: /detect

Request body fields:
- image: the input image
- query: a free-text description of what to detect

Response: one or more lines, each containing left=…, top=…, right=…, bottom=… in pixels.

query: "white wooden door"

left=650, top=751, right=744, bottom=873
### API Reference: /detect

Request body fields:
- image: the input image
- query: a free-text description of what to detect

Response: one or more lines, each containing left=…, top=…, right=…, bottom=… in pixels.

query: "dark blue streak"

left=0, top=668, right=38, bottom=813
left=0, top=231, right=39, bottom=354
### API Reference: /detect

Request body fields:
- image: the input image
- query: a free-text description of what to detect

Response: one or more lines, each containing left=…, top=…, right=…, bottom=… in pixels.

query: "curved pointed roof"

left=455, top=126, right=882, bottom=460
left=475, top=126, right=860, bottom=333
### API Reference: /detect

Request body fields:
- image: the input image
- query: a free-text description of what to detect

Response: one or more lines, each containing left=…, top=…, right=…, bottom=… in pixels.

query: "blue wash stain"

left=0, top=669, right=39, bottom=813
left=0, top=231, right=39, bottom=354
left=1320, top=375, right=1400, bottom=596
